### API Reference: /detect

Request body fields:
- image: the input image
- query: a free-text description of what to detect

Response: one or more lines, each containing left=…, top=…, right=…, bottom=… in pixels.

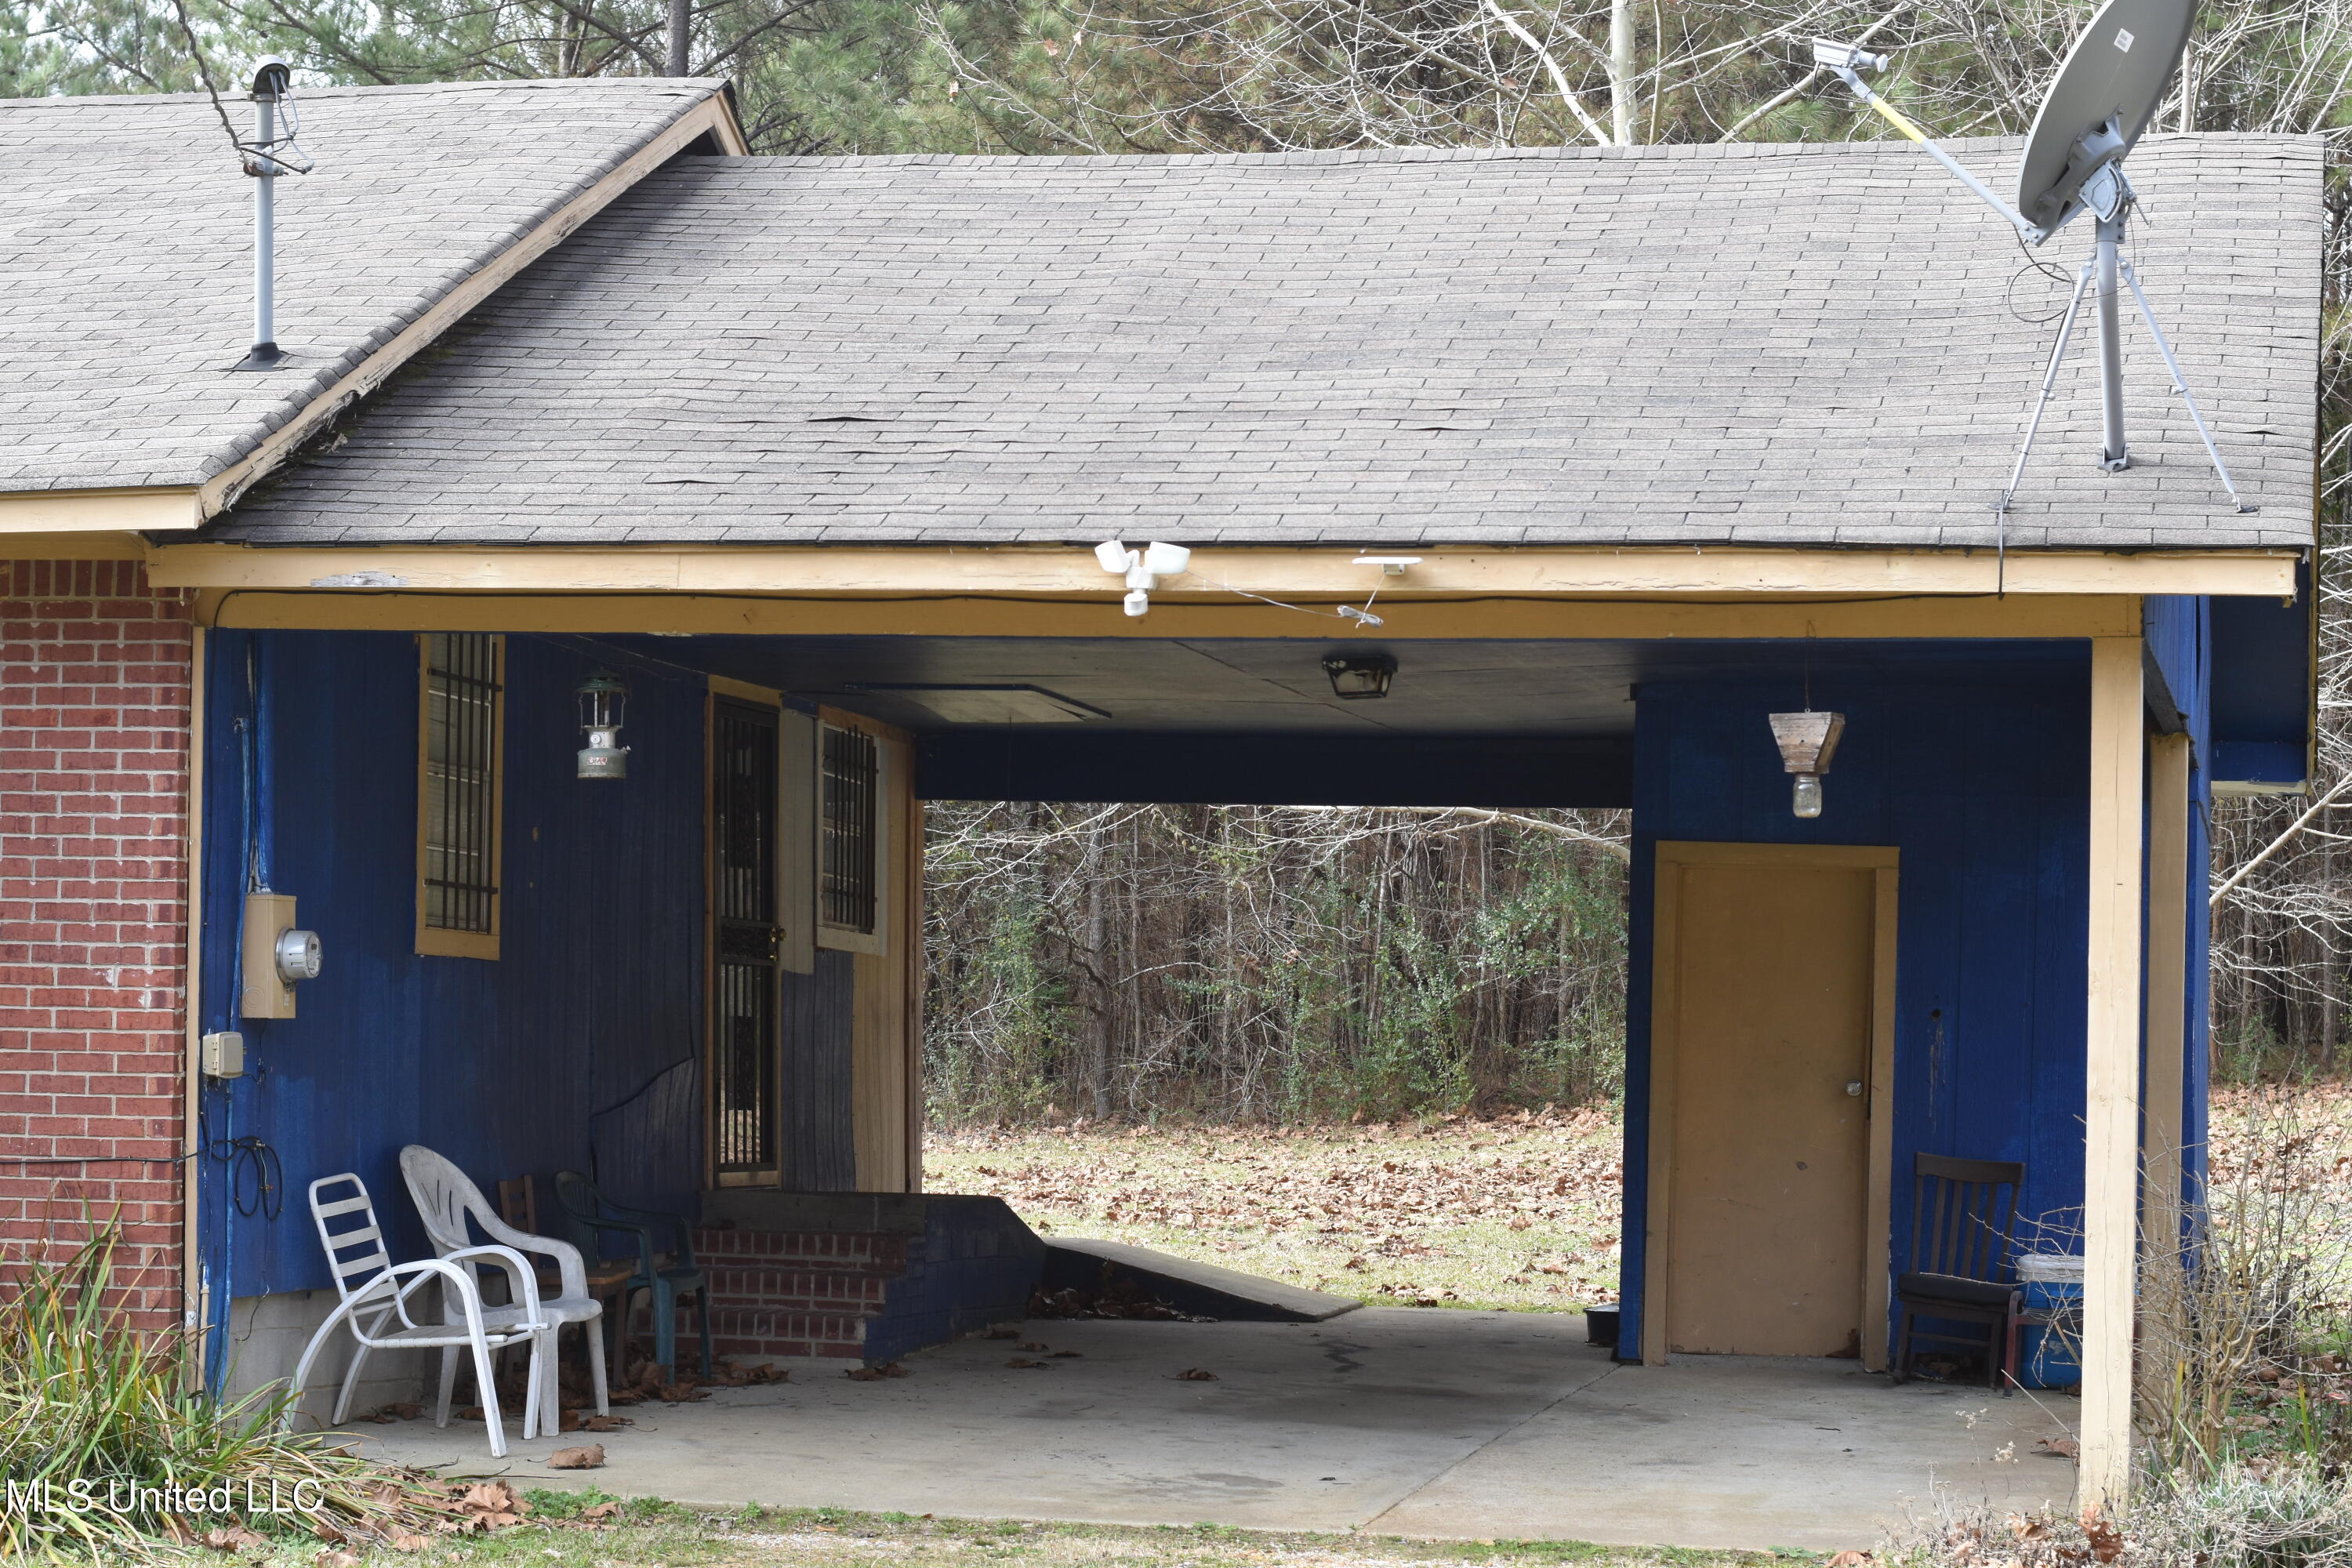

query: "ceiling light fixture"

left=1324, top=653, right=1398, bottom=700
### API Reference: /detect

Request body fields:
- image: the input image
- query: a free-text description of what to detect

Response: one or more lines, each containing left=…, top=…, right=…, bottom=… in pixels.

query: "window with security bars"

left=713, top=702, right=780, bottom=1177
left=821, top=724, right=880, bottom=938
left=417, top=633, right=503, bottom=957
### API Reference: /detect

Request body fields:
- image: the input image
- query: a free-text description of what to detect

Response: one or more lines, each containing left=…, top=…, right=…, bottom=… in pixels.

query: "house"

left=0, top=74, right=2322, bottom=1508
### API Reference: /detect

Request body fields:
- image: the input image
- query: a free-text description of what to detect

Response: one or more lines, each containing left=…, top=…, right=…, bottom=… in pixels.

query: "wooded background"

left=15, top=0, right=2346, bottom=1117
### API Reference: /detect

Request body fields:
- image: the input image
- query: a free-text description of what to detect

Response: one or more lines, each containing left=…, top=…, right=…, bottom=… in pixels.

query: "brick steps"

left=695, top=1225, right=909, bottom=1361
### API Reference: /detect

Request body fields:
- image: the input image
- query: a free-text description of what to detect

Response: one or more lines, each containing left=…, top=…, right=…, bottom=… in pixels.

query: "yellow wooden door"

left=1657, top=851, right=1885, bottom=1357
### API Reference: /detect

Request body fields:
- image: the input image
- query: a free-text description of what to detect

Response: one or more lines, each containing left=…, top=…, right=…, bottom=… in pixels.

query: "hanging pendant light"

left=577, top=673, right=631, bottom=779
left=1768, top=710, right=1846, bottom=818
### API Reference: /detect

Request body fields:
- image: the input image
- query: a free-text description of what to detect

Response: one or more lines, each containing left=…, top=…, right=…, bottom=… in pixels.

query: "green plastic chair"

left=552, top=1170, right=713, bottom=1380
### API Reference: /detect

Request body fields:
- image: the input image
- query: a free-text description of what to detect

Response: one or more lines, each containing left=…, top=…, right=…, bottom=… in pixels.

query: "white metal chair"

left=399, top=1145, right=610, bottom=1436
left=289, top=1172, right=546, bottom=1458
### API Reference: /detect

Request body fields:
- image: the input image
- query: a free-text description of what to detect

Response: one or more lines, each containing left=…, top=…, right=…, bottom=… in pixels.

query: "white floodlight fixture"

left=1093, top=539, right=1192, bottom=617
left=1812, top=0, right=2250, bottom=518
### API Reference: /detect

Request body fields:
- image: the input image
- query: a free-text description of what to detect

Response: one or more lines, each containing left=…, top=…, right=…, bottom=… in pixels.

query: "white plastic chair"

left=289, top=1173, right=547, bottom=1458
left=399, top=1145, right=609, bottom=1437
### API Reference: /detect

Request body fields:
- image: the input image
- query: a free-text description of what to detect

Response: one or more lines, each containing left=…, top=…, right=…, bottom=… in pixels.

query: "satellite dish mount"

left=1814, top=0, right=2252, bottom=517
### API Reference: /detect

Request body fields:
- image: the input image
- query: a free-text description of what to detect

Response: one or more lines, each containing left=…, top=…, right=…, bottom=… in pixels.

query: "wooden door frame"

left=1644, top=840, right=1900, bottom=1370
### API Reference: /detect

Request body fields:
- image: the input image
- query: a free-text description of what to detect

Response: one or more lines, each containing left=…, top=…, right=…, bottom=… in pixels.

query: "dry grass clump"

left=1875, top=1467, right=2352, bottom=1568
left=2139, top=1087, right=2352, bottom=1482
left=0, top=1224, right=466, bottom=1560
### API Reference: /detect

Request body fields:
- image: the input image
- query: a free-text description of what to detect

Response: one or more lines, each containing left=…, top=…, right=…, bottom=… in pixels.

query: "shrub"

left=0, top=1223, right=442, bottom=1560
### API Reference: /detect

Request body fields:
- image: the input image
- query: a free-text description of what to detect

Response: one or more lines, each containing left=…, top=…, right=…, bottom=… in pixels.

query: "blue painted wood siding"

left=196, top=630, right=710, bottom=1323
left=1617, top=643, right=2106, bottom=1362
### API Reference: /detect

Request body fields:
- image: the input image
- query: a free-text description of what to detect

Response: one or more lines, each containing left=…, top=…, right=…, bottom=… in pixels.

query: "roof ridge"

left=742, top=131, right=2314, bottom=172
left=0, top=77, right=725, bottom=111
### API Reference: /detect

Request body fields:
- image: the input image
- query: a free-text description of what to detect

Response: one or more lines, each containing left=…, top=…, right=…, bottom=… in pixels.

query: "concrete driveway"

left=337, top=1308, right=2078, bottom=1553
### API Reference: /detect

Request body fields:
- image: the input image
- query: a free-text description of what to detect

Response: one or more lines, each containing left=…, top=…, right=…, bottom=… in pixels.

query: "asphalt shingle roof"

left=1, top=77, right=728, bottom=495
left=212, top=134, right=2320, bottom=550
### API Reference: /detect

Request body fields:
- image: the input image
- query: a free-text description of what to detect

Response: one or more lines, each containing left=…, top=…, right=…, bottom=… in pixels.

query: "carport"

left=151, top=129, right=2324, bottom=1510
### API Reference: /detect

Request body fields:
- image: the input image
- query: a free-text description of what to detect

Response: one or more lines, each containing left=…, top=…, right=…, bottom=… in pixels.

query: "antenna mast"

left=233, top=58, right=314, bottom=372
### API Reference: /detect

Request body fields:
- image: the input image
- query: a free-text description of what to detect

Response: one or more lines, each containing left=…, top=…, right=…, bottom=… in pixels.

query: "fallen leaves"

left=457, top=1480, right=530, bottom=1527
left=1176, top=1367, right=1218, bottom=1381
left=847, top=1361, right=912, bottom=1381
left=1006, top=1357, right=1051, bottom=1369
left=546, top=1444, right=606, bottom=1470
left=2078, top=1506, right=2125, bottom=1564
left=927, top=1115, right=1628, bottom=1312
left=2038, top=1435, right=2081, bottom=1459
left=1826, top=1553, right=1872, bottom=1566
left=199, top=1523, right=269, bottom=1552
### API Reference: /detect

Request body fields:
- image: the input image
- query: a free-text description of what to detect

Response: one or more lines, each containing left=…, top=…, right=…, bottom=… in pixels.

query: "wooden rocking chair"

left=1893, top=1152, right=2026, bottom=1393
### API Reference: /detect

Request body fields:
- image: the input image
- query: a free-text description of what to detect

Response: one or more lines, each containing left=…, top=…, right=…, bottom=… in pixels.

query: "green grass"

left=267, top=1499, right=1804, bottom=1567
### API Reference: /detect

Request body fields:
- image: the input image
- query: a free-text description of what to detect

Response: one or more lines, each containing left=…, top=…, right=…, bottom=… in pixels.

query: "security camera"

left=1811, top=38, right=1888, bottom=71
left=249, top=56, right=293, bottom=98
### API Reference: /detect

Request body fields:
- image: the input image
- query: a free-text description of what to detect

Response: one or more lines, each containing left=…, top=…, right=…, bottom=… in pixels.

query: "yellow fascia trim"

left=193, top=93, right=748, bottom=519
left=195, top=586, right=2148, bottom=641
left=0, top=488, right=200, bottom=535
left=147, top=543, right=2299, bottom=598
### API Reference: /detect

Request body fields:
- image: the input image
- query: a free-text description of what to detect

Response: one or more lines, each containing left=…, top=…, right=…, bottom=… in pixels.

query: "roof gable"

left=0, top=77, right=735, bottom=506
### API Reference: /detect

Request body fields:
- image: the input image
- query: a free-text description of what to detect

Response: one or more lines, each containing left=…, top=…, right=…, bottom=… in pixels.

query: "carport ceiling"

left=608, top=634, right=2078, bottom=737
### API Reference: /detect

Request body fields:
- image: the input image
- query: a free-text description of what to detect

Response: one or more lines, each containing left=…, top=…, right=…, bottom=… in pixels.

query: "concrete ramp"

left=1044, top=1237, right=1359, bottom=1322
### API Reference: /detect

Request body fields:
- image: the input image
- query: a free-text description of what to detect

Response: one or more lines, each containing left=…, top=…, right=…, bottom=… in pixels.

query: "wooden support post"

left=2082, top=637, right=2146, bottom=1508
left=2144, top=734, right=2192, bottom=1254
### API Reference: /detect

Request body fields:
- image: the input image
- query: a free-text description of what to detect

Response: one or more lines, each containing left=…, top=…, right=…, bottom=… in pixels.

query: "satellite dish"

left=2015, top=0, right=2195, bottom=238
left=1809, top=2, right=2251, bottom=523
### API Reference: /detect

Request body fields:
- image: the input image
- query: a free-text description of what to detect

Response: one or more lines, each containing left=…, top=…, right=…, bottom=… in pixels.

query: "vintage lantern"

left=577, top=672, right=630, bottom=779
left=1768, top=709, right=1846, bottom=818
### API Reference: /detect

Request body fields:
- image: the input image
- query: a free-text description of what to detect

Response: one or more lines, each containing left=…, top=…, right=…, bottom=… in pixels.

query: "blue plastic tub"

left=2020, top=1272, right=2082, bottom=1389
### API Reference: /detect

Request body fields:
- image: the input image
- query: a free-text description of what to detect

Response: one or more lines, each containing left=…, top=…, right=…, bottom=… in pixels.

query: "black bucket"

left=1584, top=1304, right=1619, bottom=1347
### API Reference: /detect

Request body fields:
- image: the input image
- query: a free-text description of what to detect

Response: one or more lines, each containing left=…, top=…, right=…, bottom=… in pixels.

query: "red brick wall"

left=0, top=561, right=194, bottom=1330
left=697, top=1226, right=907, bottom=1362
